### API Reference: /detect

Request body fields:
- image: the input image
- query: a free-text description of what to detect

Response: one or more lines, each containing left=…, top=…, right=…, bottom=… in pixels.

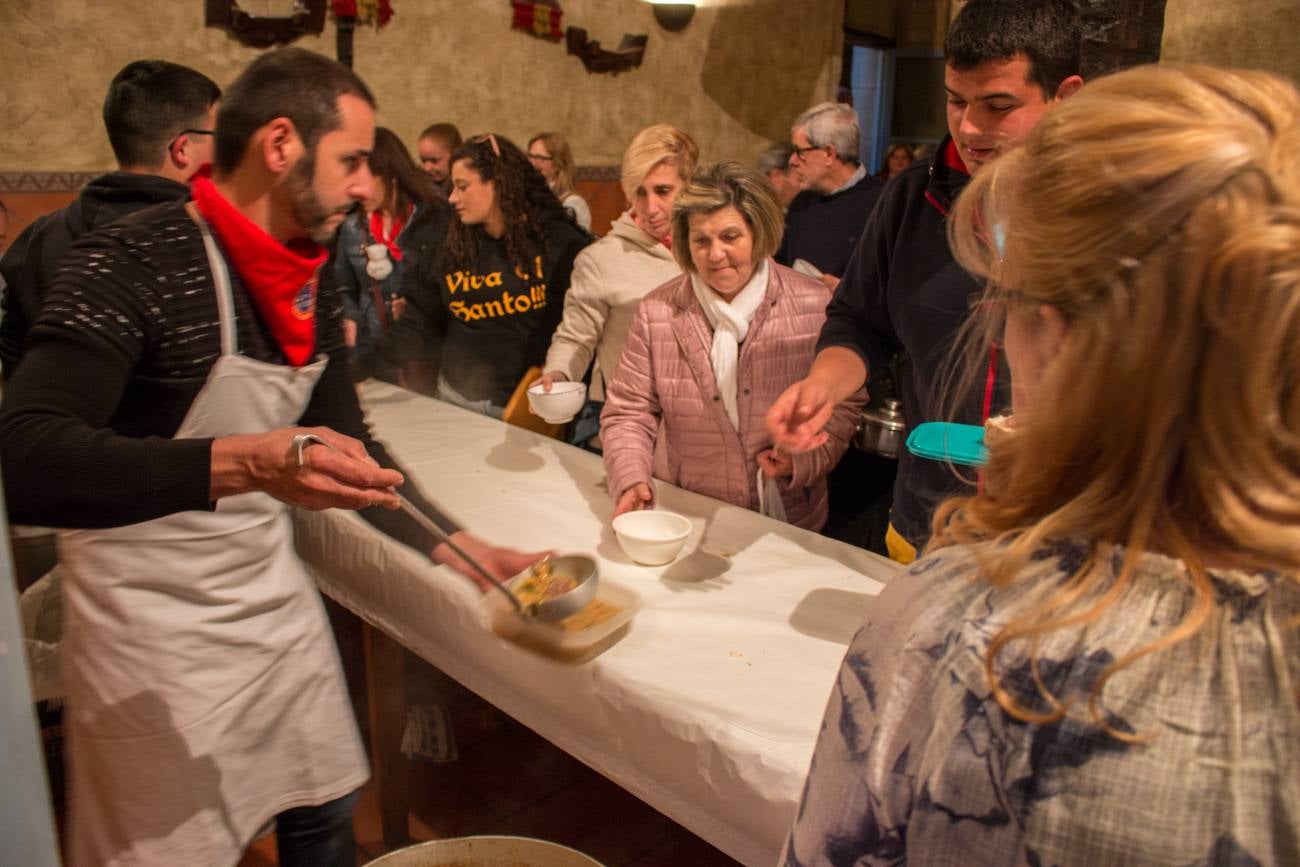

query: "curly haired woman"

left=365, top=133, right=589, bottom=415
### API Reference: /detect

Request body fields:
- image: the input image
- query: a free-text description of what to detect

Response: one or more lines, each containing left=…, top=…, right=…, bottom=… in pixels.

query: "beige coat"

left=543, top=211, right=681, bottom=399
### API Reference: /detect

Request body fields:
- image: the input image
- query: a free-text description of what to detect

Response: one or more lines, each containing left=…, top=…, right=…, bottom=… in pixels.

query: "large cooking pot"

left=364, top=835, right=605, bottom=866
left=854, top=398, right=906, bottom=458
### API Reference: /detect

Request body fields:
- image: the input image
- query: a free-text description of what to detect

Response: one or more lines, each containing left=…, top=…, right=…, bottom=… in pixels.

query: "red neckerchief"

left=368, top=205, right=409, bottom=262
left=191, top=176, right=326, bottom=366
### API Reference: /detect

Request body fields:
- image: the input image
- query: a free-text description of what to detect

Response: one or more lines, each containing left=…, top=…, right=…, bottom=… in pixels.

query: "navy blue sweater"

left=775, top=171, right=884, bottom=278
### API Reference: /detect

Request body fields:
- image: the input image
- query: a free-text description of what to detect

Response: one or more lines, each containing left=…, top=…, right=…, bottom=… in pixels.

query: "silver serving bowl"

left=507, top=554, right=599, bottom=622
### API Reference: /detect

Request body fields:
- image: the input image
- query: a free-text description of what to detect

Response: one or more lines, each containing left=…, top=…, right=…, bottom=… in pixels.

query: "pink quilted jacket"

left=601, top=261, right=864, bottom=531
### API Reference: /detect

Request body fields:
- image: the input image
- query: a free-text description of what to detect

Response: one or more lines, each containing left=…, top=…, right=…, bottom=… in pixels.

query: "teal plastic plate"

left=905, top=422, right=988, bottom=467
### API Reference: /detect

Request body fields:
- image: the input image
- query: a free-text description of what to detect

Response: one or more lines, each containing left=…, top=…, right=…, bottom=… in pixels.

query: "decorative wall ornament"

left=331, top=0, right=394, bottom=68
left=511, top=0, right=564, bottom=41
left=204, top=0, right=326, bottom=48
left=565, top=27, right=648, bottom=75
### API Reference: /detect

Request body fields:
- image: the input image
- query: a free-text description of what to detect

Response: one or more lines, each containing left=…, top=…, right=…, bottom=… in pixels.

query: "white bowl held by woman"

left=527, top=381, right=587, bottom=424
left=611, top=510, right=692, bottom=565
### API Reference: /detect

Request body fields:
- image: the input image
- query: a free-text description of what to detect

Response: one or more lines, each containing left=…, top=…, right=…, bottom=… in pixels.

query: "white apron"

left=57, top=217, right=368, bottom=867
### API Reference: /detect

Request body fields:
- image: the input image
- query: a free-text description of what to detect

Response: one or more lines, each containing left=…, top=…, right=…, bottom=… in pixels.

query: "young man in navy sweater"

left=768, top=0, right=1084, bottom=563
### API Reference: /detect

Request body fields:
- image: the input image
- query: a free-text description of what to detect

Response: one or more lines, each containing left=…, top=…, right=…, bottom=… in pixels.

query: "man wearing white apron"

left=0, top=49, right=538, bottom=866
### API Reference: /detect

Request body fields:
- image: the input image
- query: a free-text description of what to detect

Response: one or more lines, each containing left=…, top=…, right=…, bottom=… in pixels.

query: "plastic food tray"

left=482, top=580, right=640, bottom=665
left=905, top=421, right=988, bottom=467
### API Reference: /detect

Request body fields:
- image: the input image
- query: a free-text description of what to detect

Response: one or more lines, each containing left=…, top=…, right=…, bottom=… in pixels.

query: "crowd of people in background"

left=0, top=0, right=1295, bottom=863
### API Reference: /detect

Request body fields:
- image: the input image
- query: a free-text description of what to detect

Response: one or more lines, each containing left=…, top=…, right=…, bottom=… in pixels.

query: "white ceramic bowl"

left=526, top=381, right=586, bottom=424
left=611, top=510, right=692, bottom=565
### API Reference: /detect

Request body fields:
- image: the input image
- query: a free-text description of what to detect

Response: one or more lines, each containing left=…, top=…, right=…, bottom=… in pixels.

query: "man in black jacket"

left=0, top=59, right=220, bottom=377
left=767, top=0, right=1084, bottom=562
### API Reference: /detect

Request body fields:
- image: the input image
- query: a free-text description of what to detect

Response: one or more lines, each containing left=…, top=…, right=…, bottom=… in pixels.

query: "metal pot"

left=854, top=399, right=906, bottom=458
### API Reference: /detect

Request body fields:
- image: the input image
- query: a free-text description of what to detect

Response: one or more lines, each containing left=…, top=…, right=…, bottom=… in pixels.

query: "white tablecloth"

left=293, top=382, right=900, bottom=866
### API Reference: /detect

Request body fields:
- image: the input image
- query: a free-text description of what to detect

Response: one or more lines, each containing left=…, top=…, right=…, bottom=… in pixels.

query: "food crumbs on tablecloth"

left=729, top=650, right=743, bottom=658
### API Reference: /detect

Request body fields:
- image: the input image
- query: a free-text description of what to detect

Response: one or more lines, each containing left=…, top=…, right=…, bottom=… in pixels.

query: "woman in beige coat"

left=601, top=163, right=862, bottom=531
left=539, top=125, right=698, bottom=447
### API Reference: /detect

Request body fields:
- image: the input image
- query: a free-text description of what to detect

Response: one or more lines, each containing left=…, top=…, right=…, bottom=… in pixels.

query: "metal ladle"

left=292, top=433, right=597, bottom=621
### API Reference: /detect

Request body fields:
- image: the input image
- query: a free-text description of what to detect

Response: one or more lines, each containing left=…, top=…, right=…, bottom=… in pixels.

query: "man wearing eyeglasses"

left=775, top=101, right=883, bottom=292
left=0, top=59, right=220, bottom=379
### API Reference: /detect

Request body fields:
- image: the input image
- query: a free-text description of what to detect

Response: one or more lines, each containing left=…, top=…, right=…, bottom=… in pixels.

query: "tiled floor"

left=236, top=649, right=743, bottom=867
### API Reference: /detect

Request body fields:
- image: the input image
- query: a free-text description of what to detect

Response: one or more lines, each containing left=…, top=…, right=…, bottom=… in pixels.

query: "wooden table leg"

left=362, top=621, right=411, bottom=851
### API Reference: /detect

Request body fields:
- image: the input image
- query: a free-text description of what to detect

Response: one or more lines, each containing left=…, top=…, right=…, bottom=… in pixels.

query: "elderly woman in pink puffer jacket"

left=601, top=162, right=863, bottom=532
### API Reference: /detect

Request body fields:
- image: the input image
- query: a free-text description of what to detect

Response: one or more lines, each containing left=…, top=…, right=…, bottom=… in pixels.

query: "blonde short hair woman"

left=618, top=123, right=699, bottom=206
left=785, top=64, right=1300, bottom=866
left=539, top=125, right=699, bottom=443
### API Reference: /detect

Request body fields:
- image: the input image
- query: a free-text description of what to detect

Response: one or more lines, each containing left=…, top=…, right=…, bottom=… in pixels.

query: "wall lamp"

left=647, top=0, right=697, bottom=32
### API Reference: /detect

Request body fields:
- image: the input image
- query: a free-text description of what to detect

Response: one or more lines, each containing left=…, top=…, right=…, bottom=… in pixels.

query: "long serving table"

left=292, top=381, right=900, bottom=867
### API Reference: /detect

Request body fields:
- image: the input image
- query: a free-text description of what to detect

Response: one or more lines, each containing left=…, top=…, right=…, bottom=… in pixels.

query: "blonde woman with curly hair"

left=785, top=64, right=1300, bottom=866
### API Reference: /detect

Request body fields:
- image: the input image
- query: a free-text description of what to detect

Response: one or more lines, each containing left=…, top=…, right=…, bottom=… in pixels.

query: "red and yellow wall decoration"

left=511, top=0, right=564, bottom=41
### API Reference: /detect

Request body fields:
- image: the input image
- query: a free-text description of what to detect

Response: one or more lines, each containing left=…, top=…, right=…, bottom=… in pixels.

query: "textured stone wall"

left=0, top=0, right=844, bottom=174
left=1162, top=0, right=1299, bottom=83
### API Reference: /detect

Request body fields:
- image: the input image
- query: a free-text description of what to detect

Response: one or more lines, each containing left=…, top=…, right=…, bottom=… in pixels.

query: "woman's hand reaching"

left=612, top=482, right=654, bottom=518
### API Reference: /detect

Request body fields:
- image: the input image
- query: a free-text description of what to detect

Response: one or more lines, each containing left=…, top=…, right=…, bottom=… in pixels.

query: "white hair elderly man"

left=774, top=101, right=883, bottom=290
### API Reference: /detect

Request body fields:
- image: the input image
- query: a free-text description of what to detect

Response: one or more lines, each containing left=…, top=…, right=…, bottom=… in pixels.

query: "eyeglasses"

left=169, top=128, right=215, bottom=151
left=528, top=153, right=555, bottom=163
left=790, top=144, right=825, bottom=162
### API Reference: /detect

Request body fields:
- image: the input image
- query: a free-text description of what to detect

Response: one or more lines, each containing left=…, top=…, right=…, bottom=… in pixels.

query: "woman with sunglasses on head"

left=784, top=65, right=1300, bottom=867
left=528, top=131, right=591, bottom=232
left=364, top=133, right=589, bottom=415
left=335, top=126, right=449, bottom=384
left=537, top=124, right=698, bottom=450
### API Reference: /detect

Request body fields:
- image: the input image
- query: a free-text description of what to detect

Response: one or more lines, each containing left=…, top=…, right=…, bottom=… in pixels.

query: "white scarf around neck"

left=689, top=258, right=770, bottom=430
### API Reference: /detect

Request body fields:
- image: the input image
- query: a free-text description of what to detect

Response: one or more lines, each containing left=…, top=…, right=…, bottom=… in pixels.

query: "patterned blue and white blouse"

left=783, top=540, right=1299, bottom=866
